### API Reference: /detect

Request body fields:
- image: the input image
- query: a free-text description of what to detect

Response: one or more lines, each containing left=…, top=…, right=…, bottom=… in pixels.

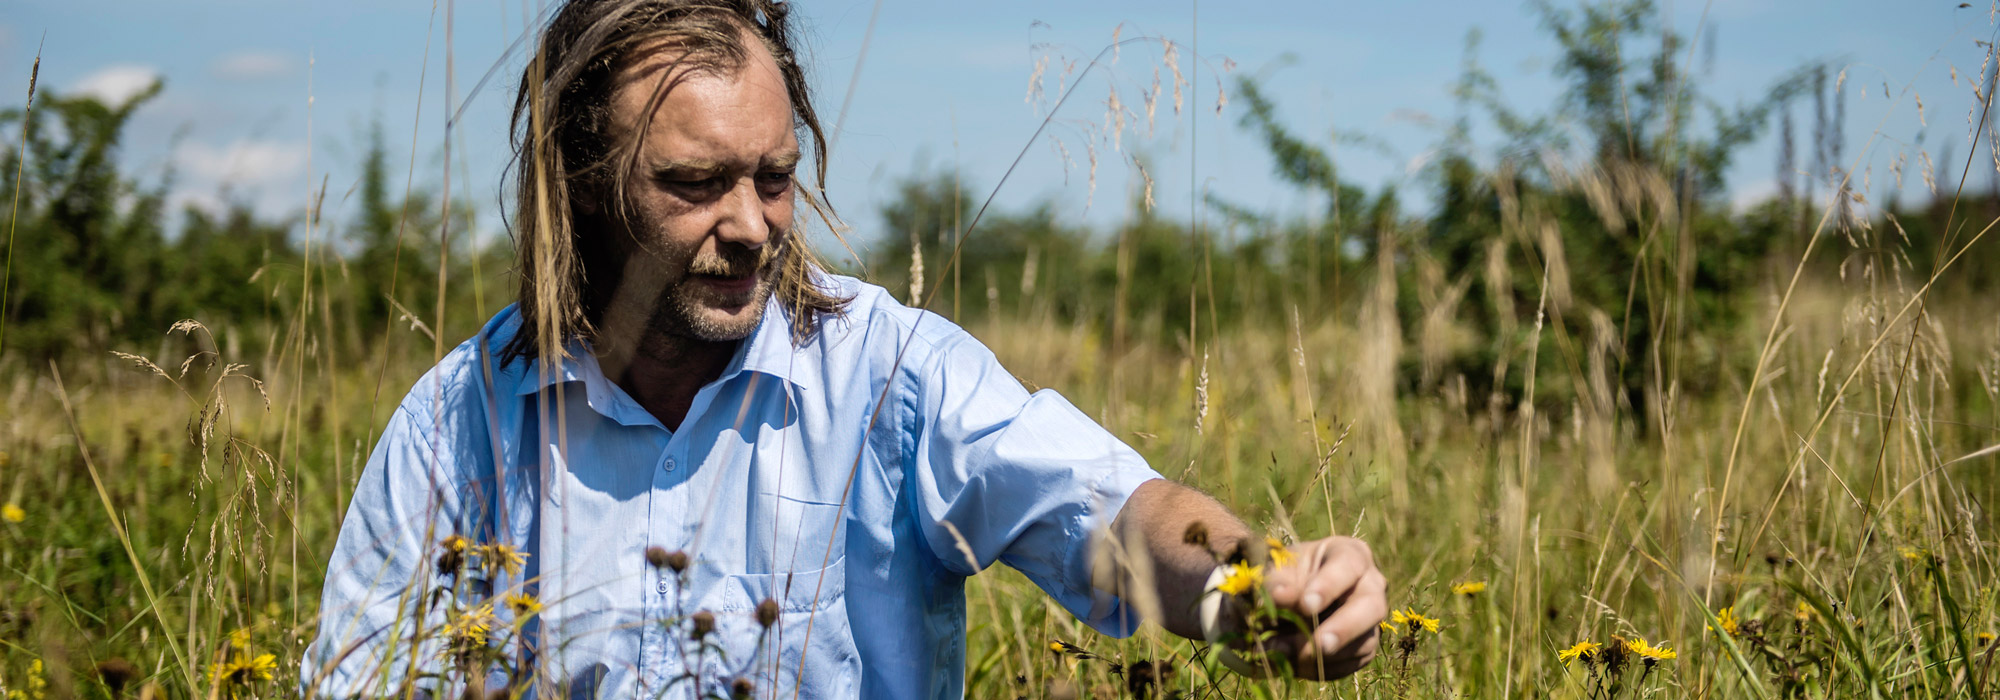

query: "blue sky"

left=1, top=0, right=1989, bottom=260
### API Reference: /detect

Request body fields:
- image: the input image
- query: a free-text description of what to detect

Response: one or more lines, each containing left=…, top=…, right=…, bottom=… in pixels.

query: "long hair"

left=501, top=0, right=849, bottom=366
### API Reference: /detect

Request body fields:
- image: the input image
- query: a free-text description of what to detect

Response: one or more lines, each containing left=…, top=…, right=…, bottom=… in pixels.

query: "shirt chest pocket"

left=692, top=535, right=856, bottom=699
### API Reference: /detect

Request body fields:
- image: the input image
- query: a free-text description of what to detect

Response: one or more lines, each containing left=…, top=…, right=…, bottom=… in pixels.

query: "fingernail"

left=1319, top=631, right=1339, bottom=651
left=1304, top=593, right=1323, bottom=611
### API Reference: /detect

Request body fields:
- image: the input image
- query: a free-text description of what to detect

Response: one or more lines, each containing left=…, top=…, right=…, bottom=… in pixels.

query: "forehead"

left=609, top=36, right=797, bottom=163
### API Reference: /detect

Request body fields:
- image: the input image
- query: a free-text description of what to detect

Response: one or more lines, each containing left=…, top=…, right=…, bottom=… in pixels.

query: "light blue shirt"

left=304, top=275, right=1161, bottom=699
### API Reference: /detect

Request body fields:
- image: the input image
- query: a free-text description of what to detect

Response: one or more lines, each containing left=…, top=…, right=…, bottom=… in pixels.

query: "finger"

left=1296, top=538, right=1373, bottom=619
left=1309, top=568, right=1387, bottom=655
left=1263, top=539, right=1327, bottom=609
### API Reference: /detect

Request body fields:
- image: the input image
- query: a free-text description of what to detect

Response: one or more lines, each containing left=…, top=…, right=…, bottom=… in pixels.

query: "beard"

left=645, top=235, right=785, bottom=343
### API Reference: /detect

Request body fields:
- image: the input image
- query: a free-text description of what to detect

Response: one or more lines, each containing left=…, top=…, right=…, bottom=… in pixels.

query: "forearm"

left=1094, top=478, right=1257, bottom=639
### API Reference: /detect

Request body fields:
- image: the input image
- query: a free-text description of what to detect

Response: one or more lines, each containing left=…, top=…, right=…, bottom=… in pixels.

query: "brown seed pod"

left=690, top=610, right=716, bottom=640
left=645, top=546, right=689, bottom=573
left=731, top=677, right=755, bottom=698
left=756, top=598, right=780, bottom=628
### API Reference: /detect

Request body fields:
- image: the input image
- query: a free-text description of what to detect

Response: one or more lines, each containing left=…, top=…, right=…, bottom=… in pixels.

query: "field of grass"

left=0, top=256, right=1995, bottom=699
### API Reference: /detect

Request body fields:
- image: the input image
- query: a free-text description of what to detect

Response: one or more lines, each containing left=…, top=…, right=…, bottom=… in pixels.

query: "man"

left=305, top=1, right=1386, bottom=697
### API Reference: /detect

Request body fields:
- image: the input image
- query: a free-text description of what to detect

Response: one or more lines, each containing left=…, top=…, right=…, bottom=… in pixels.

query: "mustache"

left=686, top=241, right=782, bottom=278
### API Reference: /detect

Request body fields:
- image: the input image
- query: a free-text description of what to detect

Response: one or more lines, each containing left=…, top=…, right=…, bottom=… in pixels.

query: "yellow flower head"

left=207, top=653, right=277, bottom=686
left=1978, top=632, right=1995, bottom=646
left=1626, top=638, right=1676, bottom=663
left=1558, top=640, right=1602, bottom=663
left=1265, top=537, right=1294, bottom=568
left=505, top=593, right=543, bottom=619
left=1, top=503, right=22, bottom=524
left=1452, top=581, right=1487, bottom=597
left=480, top=544, right=530, bottom=577
left=1899, top=546, right=1928, bottom=562
left=441, top=535, right=469, bottom=554
left=1380, top=620, right=1397, bottom=634
left=449, top=604, right=496, bottom=648
left=1794, top=601, right=1816, bottom=622
left=1709, top=606, right=1740, bottom=636
left=1391, top=608, right=1440, bottom=633
left=1215, top=562, right=1265, bottom=596
left=228, top=627, right=252, bottom=649
left=28, top=658, right=47, bottom=697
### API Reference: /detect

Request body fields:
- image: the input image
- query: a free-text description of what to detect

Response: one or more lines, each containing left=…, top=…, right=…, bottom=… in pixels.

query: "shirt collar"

left=507, top=292, right=806, bottom=402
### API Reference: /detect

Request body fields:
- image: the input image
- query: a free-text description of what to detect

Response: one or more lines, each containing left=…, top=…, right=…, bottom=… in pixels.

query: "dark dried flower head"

left=690, top=610, right=716, bottom=640
left=646, top=546, right=689, bottom=573
left=756, top=598, right=780, bottom=629
left=438, top=535, right=470, bottom=573
left=96, top=658, right=139, bottom=694
left=1123, top=659, right=1176, bottom=698
left=731, top=677, right=755, bottom=699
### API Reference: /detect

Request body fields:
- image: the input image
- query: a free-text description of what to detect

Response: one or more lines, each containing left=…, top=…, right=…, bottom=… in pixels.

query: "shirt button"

left=662, top=457, right=676, bottom=472
left=657, top=578, right=669, bottom=593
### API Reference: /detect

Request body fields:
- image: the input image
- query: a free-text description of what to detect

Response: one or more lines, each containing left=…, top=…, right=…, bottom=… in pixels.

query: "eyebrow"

left=649, top=151, right=802, bottom=180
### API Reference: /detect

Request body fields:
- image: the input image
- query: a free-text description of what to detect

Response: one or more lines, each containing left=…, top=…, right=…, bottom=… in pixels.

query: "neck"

left=602, top=333, right=737, bottom=432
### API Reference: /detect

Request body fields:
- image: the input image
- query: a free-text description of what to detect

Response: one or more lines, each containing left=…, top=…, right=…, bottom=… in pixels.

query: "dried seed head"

left=730, top=677, right=755, bottom=699
left=756, top=598, right=780, bottom=629
left=690, top=611, right=715, bottom=640
left=96, top=658, right=139, bottom=693
left=646, top=546, right=688, bottom=573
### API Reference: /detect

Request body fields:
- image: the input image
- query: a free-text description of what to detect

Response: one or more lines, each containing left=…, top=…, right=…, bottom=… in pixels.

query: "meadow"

left=3, top=1, right=1999, bottom=698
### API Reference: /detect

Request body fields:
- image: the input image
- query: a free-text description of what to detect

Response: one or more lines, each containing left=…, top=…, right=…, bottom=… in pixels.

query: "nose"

left=714, top=177, right=770, bottom=250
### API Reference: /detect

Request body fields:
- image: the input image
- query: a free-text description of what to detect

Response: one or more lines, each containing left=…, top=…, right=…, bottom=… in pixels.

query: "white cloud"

left=177, top=139, right=308, bottom=185
left=212, top=50, right=293, bottom=81
left=73, top=64, right=161, bottom=106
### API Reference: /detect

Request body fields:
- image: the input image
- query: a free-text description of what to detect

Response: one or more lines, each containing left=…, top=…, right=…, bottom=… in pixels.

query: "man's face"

left=604, top=36, right=798, bottom=344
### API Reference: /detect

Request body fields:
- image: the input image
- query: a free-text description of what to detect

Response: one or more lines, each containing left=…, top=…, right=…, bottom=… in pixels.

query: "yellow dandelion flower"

left=1379, top=620, right=1397, bottom=634
left=228, top=627, right=252, bottom=649
left=1, top=503, right=22, bottom=524
left=1265, top=537, right=1294, bottom=567
left=441, top=534, right=469, bottom=553
left=1214, top=562, right=1264, bottom=596
left=505, top=593, right=543, bottom=619
left=1558, top=640, right=1601, bottom=663
left=480, top=544, right=529, bottom=577
left=1794, top=601, right=1816, bottom=621
left=1709, top=606, right=1740, bottom=636
left=1406, top=609, right=1441, bottom=633
left=1977, top=631, right=1995, bottom=646
left=1452, top=581, right=1487, bottom=596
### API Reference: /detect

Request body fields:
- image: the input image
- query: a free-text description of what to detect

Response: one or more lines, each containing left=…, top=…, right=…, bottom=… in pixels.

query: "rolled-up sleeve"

left=905, top=331, right=1162, bottom=637
left=303, top=402, right=463, bottom=697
